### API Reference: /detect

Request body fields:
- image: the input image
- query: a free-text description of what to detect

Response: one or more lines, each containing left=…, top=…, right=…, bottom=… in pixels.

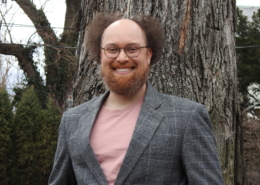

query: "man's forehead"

left=102, top=19, right=146, bottom=44
left=103, top=19, right=146, bottom=37
left=107, top=19, right=141, bottom=30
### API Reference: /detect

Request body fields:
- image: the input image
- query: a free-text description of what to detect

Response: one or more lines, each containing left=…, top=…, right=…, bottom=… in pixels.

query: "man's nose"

left=116, top=49, right=129, bottom=63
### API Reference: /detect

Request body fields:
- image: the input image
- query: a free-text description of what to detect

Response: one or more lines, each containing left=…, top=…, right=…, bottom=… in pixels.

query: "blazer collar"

left=115, top=82, right=164, bottom=185
left=78, top=92, right=109, bottom=184
left=143, top=82, right=162, bottom=109
left=82, top=81, right=162, bottom=113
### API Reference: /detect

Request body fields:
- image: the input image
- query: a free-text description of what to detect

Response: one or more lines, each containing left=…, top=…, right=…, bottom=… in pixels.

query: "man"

left=49, top=13, right=224, bottom=185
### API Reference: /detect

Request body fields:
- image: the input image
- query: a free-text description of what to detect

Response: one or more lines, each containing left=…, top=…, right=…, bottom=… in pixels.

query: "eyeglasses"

left=100, top=43, right=149, bottom=59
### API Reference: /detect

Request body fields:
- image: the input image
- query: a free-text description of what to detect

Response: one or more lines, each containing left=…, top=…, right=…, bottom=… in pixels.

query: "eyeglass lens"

left=104, top=44, right=141, bottom=58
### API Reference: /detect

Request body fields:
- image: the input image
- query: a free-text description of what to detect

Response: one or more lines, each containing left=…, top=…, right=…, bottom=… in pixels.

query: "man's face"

left=100, top=19, right=152, bottom=96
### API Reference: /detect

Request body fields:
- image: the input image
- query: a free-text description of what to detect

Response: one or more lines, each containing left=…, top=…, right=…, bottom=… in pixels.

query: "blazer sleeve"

left=48, top=111, right=77, bottom=185
left=181, top=104, right=224, bottom=185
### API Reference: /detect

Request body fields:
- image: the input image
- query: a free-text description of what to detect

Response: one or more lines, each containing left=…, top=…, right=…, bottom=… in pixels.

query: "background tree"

left=37, top=96, right=61, bottom=184
left=0, top=1, right=79, bottom=184
left=0, top=88, right=13, bottom=185
left=236, top=7, right=260, bottom=107
left=73, top=0, right=242, bottom=184
left=12, top=86, right=41, bottom=185
left=236, top=8, right=260, bottom=185
left=0, top=0, right=81, bottom=111
left=5, top=86, right=61, bottom=185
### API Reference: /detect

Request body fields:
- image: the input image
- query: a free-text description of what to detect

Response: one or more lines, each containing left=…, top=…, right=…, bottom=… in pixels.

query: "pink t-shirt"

left=90, top=98, right=143, bottom=185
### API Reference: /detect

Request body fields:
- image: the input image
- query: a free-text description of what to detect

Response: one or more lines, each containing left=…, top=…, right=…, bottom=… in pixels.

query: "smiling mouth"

left=115, top=68, right=133, bottom=72
left=111, top=63, right=136, bottom=73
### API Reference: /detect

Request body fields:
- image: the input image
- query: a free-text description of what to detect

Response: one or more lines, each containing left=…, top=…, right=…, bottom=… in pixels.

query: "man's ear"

left=100, top=49, right=102, bottom=58
left=147, top=48, right=153, bottom=64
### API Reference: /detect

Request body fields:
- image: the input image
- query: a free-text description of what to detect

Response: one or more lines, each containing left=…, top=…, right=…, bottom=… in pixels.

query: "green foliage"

left=236, top=8, right=260, bottom=106
left=0, top=88, right=13, bottom=185
left=13, top=45, right=48, bottom=109
left=45, top=46, right=71, bottom=109
left=7, top=86, right=61, bottom=185
left=12, top=87, right=27, bottom=108
left=12, top=86, right=42, bottom=185
left=37, top=96, right=61, bottom=184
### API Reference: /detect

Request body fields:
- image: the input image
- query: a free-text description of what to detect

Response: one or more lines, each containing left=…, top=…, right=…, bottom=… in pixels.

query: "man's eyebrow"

left=104, top=42, right=141, bottom=46
left=127, top=43, right=141, bottom=45
left=100, top=43, right=117, bottom=48
left=104, top=43, right=117, bottom=46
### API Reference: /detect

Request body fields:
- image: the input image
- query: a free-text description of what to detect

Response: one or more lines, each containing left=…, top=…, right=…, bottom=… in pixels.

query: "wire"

left=236, top=45, right=260, bottom=48
left=3, top=23, right=260, bottom=34
left=0, top=42, right=77, bottom=49
left=0, top=42, right=259, bottom=49
left=1, top=23, right=75, bottom=30
left=238, top=31, right=260, bottom=33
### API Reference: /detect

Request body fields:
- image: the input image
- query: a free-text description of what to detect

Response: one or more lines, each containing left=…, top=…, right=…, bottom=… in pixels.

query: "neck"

left=103, top=83, right=147, bottom=110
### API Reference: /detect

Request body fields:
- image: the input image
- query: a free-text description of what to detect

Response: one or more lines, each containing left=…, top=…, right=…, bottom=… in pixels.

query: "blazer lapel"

left=77, top=93, right=109, bottom=185
left=114, top=83, right=164, bottom=185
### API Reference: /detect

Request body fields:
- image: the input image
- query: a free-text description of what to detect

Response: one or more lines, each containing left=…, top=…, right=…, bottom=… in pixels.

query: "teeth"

left=116, top=68, right=131, bottom=72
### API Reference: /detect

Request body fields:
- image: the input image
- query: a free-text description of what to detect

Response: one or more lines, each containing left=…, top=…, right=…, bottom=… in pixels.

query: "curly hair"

left=85, top=12, right=165, bottom=65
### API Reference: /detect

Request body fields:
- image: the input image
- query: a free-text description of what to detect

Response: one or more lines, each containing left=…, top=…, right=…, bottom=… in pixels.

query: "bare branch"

left=0, top=58, right=11, bottom=88
left=0, top=11, right=13, bottom=43
left=26, top=31, right=38, bottom=44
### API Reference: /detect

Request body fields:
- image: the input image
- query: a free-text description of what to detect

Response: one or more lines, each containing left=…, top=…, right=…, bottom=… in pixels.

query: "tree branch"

left=64, top=0, right=81, bottom=31
left=60, top=0, right=81, bottom=45
left=16, top=0, right=58, bottom=45
left=0, top=43, right=39, bottom=80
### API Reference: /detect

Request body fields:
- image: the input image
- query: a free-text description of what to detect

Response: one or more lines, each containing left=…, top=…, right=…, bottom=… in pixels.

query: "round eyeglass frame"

left=100, top=44, right=149, bottom=59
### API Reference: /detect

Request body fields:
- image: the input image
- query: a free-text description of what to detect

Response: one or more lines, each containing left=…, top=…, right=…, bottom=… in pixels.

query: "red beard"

left=101, top=62, right=149, bottom=96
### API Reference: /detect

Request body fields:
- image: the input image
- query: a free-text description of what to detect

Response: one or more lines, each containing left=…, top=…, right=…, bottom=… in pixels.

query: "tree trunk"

left=73, top=0, right=244, bottom=184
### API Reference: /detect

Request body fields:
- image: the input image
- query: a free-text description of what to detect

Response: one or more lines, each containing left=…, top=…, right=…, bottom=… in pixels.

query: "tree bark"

left=74, top=0, right=243, bottom=184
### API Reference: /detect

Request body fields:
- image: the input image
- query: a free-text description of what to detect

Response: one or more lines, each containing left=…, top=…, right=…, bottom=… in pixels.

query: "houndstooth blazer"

left=48, top=82, right=224, bottom=185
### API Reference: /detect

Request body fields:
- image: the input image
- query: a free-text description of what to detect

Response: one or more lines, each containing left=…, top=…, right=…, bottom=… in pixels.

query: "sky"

left=0, top=0, right=260, bottom=94
left=236, top=0, right=260, bottom=6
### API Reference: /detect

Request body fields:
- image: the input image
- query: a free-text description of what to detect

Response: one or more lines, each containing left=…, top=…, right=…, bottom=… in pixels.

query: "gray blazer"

left=49, top=83, right=224, bottom=185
